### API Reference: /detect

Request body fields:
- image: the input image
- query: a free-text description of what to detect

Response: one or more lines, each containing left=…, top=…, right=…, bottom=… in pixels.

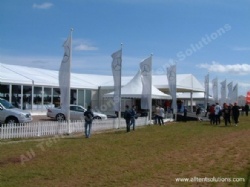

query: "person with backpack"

left=84, top=106, right=94, bottom=138
left=124, top=105, right=132, bottom=132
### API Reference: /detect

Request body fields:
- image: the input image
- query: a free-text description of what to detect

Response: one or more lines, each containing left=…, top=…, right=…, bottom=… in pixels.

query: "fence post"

left=37, top=122, right=41, bottom=137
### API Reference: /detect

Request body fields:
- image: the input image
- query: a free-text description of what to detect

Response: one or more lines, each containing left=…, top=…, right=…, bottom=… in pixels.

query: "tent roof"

left=0, top=63, right=113, bottom=89
left=0, top=63, right=204, bottom=93
left=153, top=74, right=205, bottom=92
left=104, top=71, right=172, bottom=99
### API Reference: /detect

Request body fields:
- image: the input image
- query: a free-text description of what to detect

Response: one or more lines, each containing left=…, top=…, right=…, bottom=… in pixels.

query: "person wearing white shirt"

left=214, top=103, right=222, bottom=125
left=158, top=106, right=165, bottom=125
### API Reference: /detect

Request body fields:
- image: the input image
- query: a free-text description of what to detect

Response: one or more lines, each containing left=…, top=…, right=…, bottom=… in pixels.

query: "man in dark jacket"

left=124, top=105, right=132, bottom=132
left=232, top=102, right=240, bottom=126
left=245, top=103, right=249, bottom=116
left=84, top=106, right=94, bottom=138
left=222, top=103, right=231, bottom=126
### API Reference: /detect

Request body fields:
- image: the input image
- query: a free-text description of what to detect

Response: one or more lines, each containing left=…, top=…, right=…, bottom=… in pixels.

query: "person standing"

left=158, top=105, right=165, bottom=125
left=130, top=105, right=137, bottom=131
left=84, top=106, right=94, bottom=138
left=232, top=102, right=240, bottom=126
left=245, top=103, right=249, bottom=116
left=209, top=104, right=215, bottom=125
left=124, top=105, right=132, bottom=132
left=196, top=105, right=202, bottom=121
left=221, top=103, right=231, bottom=126
left=183, top=106, right=187, bottom=122
left=214, top=103, right=221, bottom=125
left=154, top=105, right=160, bottom=125
left=205, top=103, right=210, bottom=117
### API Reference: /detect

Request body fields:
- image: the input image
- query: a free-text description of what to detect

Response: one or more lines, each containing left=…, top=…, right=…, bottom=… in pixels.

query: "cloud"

left=72, top=39, right=98, bottom=51
left=74, top=44, right=98, bottom=51
left=33, top=2, right=53, bottom=9
left=1, top=55, right=61, bottom=70
left=197, top=61, right=250, bottom=75
left=232, top=46, right=250, bottom=51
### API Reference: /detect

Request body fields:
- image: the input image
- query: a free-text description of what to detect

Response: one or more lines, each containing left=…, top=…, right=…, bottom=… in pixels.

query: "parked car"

left=47, top=105, right=108, bottom=121
left=0, top=98, right=33, bottom=125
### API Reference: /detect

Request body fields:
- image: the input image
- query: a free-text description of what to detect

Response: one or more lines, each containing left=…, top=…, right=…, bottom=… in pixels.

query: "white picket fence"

left=0, top=117, right=150, bottom=139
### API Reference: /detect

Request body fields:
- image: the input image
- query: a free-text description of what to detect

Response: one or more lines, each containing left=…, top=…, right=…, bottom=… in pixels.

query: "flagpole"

left=67, top=28, right=73, bottom=134
left=118, top=43, right=123, bottom=129
left=174, top=61, right=177, bottom=121
left=207, top=73, right=209, bottom=106
left=204, top=73, right=209, bottom=114
left=149, top=53, right=153, bottom=124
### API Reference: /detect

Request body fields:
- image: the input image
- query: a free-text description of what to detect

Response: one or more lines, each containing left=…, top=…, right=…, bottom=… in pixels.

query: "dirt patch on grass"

left=0, top=157, right=21, bottom=166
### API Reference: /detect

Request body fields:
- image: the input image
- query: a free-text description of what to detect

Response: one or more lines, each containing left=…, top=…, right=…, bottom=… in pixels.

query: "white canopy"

left=153, top=74, right=205, bottom=92
left=0, top=63, right=205, bottom=94
left=177, top=92, right=213, bottom=99
left=0, top=63, right=113, bottom=89
left=104, top=70, right=172, bottom=99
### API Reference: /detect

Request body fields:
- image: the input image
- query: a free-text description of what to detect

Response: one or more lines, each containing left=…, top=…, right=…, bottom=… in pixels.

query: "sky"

left=1, top=0, right=250, bottom=96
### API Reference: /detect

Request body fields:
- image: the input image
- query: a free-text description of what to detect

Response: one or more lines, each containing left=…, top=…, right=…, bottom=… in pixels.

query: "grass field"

left=0, top=116, right=250, bottom=187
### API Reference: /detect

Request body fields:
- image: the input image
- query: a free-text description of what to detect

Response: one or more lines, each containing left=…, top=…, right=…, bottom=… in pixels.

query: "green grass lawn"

left=0, top=116, right=250, bottom=187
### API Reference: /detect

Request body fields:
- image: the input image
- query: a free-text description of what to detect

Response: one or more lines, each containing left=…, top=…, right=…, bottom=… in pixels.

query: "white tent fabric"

left=0, top=63, right=112, bottom=89
left=177, top=92, right=213, bottom=99
left=153, top=74, right=205, bottom=92
left=0, top=63, right=204, bottom=93
left=104, top=70, right=172, bottom=99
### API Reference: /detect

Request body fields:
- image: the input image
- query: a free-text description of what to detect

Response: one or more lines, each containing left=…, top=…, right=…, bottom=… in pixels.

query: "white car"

left=0, top=98, right=33, bottom=125
left=47, top=105, right=107, bottom=121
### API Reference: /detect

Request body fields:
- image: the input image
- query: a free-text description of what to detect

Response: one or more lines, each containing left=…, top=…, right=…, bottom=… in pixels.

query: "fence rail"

left=0, top=117, right=150, bottom=140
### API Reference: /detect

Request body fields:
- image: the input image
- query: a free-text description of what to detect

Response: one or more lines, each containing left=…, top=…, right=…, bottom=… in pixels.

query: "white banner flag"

left=167, top=64, right=177, bottom=112
left=220, top=79, right=227, bottom=104
left=111, top=49, right=122, bottom=112
left=140, top=56, right=152, bottom=110
left=59, top=34, right=71, bottom=120
left=231, top=83, right=238, bottom=103
left=212, top=77, right=218, bottom=102
left=205, top=73, right=209, bottom=103
left=227, top=81, right=233, bottom=103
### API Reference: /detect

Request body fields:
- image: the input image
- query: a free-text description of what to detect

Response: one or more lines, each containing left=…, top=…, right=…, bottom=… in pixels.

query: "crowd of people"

left=204, top=102, right=249, bottom=126
left=83, top=102, right=249, bottom=138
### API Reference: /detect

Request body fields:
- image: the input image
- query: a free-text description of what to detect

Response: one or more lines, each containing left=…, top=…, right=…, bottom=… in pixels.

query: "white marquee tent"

left=0, top=63, right=205, bottom=96
left=152, top=74, right=205, bottom=93
left=104, top=70, right=172, bottom=99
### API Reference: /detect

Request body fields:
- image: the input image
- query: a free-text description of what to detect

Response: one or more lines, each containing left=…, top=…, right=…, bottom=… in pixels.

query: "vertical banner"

left=167, top=64, right=177, bottom=114
left=204, top=73, right=209, bottom=106
left=220, top=79, right=227, bottom=105
left=111, top=49, right=122, bottom=112
left=212, top=77, right=218, bottom=103
left=59, top=32, right=72, bottom=120
left=227, top=81, right=233, bottom=103
left=140, top=56, right=152, bottom=110
left=232, top=83, right=238, bottom=103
